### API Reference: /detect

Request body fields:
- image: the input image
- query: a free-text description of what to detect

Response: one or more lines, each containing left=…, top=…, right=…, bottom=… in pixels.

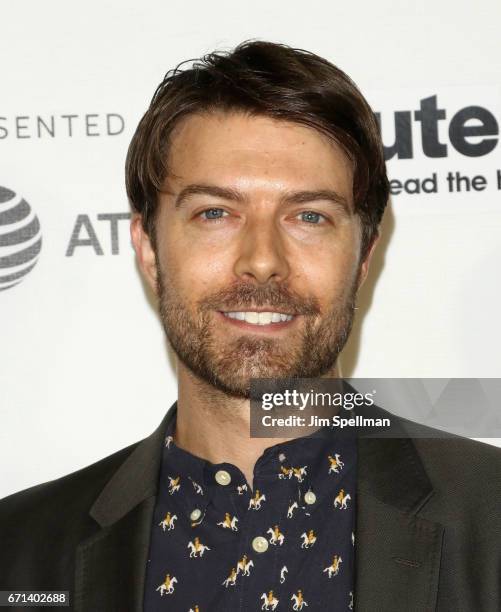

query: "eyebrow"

left=173, top=184, right=352, bottom=216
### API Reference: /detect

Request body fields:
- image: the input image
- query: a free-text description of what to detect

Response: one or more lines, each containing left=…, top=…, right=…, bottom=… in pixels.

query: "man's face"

left=132, top=111, right=377, bottom=398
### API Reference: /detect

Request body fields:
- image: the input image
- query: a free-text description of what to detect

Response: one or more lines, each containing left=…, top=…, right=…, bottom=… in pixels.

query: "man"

left=1, top=40, right=500, bottom=612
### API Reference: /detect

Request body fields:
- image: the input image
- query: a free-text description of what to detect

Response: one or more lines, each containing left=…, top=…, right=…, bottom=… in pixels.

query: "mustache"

left=198, top=281, right=321, bottom=316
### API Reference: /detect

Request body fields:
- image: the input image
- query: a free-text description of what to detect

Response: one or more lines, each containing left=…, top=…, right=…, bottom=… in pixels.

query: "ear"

left=357, top=231, right=380, bottom=291
left=130, top=214, right=158, bottom=295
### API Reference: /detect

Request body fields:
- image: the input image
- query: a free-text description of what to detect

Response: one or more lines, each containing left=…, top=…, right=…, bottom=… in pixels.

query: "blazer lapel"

left=355, top=434, right=444, bottom=612
left=74, top=401, right=178, bottom=612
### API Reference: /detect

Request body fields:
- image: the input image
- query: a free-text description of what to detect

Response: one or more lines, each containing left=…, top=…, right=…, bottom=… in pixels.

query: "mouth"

left=217, top=310, right=298, bottom=332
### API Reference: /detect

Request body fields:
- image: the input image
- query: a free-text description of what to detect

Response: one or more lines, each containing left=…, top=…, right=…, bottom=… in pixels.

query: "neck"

left=173, top=361, right=342, bottom=490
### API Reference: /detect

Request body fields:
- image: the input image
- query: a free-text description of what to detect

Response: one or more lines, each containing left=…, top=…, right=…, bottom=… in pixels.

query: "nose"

left=233, top=215, right=290, bottom=285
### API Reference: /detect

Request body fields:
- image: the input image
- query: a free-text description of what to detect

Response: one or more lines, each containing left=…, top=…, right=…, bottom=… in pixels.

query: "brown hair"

left=125, top=40, right=389, bottom=259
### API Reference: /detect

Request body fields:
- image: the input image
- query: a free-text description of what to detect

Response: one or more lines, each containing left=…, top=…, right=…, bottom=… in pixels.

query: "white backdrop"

left=1, top=0, right=500, bottom=499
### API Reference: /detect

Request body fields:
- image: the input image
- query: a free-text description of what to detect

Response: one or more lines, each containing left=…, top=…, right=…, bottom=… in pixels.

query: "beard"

left=156, top=262, right=359, bottom=399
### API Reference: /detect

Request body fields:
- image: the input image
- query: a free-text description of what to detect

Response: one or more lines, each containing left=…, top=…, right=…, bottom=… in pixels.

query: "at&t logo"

left=0, top=186, right=42, bottom=291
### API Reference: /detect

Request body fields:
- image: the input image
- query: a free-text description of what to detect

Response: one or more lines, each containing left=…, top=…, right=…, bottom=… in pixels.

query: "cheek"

left=294, top=241, right=360, bottom=302
left=163, top=240, right=230, bottom=296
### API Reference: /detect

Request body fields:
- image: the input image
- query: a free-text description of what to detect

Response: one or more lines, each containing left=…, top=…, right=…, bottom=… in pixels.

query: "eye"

left=199, top=207, right=228, bottom=221
left=298, top=211, right=327, bottom=224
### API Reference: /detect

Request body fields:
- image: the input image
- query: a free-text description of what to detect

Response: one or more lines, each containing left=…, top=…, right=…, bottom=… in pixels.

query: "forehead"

left=166, top=111, right=353, bottom=199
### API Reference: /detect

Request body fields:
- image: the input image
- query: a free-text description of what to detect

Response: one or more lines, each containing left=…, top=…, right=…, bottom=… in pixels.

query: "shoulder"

left=398, top=410, right=501, bottom=493
left=374, top=406, right=501, bottom=518
left=414, top=434, right=501, bottom=482
left=0, top=439, right=143, bottom=588
left=412, top=434, right=501, bottom=529
left=0, top=440, right=140, bottom=529
left=377, top=405, right=501, bottom=478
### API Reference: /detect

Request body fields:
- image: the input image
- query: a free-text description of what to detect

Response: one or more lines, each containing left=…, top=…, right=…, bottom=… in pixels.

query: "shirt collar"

left=160, top=405, right=356, bottom=519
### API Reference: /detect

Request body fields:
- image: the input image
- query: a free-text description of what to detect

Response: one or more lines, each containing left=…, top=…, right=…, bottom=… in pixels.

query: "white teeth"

left=223, top=311, right=294, bottom=325
left=256, top=312, right=269, bottom=325
left=246, top=312, right=259, bottom=324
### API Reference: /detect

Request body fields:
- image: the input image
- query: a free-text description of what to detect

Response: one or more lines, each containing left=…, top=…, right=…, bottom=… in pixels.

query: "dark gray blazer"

left=1, top=400, right=500, bottom=611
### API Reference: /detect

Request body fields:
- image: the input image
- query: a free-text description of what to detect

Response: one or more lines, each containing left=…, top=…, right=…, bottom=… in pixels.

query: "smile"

left=219, top=311, right=296, bottom=327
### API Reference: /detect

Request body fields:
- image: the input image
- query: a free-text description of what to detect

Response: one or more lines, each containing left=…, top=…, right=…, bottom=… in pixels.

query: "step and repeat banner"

left=1, top=0, right=500, bottom=497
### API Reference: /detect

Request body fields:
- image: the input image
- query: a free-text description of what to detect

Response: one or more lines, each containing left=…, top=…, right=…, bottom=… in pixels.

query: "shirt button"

left=304, top=490, right=317, bottom=504
left=252, top=536, right=269, bottom=553
left=190, top=508, right=202, bottom=521
left=215, top=469, right=231, bottom=485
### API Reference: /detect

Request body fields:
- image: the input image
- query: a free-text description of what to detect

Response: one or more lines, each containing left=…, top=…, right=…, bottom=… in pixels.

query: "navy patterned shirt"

left=144, top=406, right=357, bottom=611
